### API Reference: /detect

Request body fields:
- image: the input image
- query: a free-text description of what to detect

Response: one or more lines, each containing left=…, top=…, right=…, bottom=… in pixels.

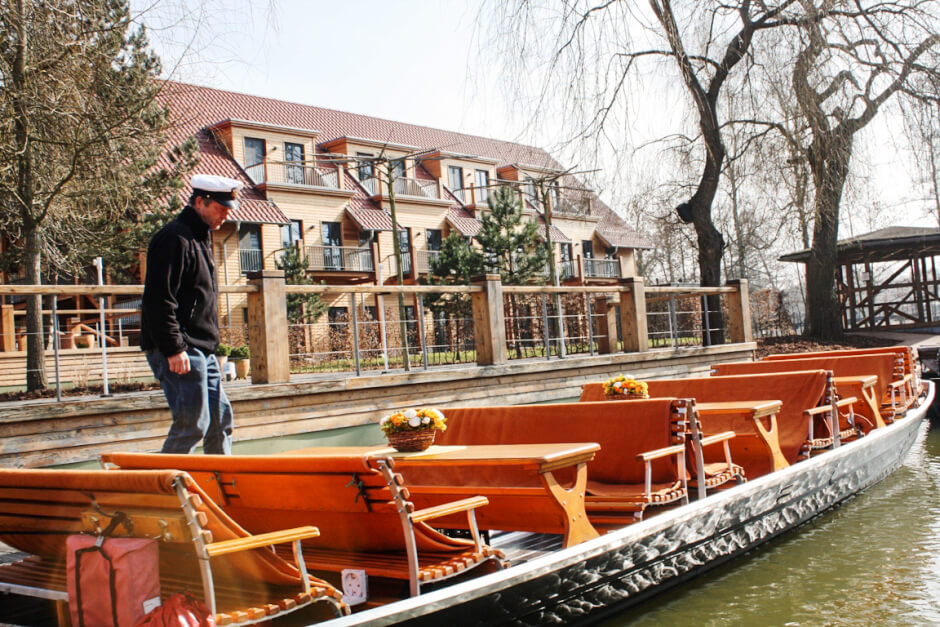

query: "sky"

left=134, top=0, right=524, bottom=143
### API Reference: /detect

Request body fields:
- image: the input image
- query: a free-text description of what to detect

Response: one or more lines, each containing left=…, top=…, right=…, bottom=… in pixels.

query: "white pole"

left=94, top=257, right=110, bottom=396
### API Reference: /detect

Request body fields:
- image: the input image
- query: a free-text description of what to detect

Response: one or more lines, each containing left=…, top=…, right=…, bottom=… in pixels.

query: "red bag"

left=136, top=592, right=215, bottom=627
left=66, top=535, right=161, bottom=627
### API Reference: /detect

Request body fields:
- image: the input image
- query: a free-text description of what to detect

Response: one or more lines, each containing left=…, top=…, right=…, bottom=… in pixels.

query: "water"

left=608, top=422, right=940, bottom=626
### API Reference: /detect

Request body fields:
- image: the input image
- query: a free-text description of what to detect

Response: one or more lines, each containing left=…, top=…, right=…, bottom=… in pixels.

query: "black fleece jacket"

left=141, top=206, right=220, bottom=356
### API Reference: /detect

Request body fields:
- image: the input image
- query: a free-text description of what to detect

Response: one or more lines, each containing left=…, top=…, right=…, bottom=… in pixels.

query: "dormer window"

left=356, top=152, right=374, bottom=180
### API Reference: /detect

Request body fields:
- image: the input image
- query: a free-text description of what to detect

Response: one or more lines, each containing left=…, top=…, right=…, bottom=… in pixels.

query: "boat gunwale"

left=322, top=381, right=934, bottom=626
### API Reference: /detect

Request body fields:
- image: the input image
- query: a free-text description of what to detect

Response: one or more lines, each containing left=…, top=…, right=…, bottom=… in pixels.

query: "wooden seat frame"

left=0, top=469, right=348, bottom=625
left=102, top=453, right=506, bottom=598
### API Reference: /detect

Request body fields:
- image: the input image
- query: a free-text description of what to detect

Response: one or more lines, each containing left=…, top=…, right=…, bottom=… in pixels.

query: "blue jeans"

left=146, top=347, right=234, bottom=454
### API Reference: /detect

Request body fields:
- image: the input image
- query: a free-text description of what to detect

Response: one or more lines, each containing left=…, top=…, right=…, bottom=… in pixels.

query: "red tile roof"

left=159, top=81, right=650, bottom=248
left=446, top=206, right=481, bottom=237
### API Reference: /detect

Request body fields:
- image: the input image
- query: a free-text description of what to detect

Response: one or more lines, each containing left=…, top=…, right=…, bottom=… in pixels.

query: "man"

left=141, top=174, right=243, bottom=454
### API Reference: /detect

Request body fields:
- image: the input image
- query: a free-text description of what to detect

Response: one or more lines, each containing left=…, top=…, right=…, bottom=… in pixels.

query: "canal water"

left=608, top=421, right=940, bottom=626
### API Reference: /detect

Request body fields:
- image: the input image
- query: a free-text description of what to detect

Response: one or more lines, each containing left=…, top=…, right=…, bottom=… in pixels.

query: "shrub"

left=230, top=345, right=250, bottom=360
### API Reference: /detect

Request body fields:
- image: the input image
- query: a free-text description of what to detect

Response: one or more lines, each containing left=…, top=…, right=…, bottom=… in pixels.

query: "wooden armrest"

left=804, top=404, right=835, bottom=417
left=700, top=431, right=736, bottom=447
left=411, top=496, right=489, bottom=524
left=636, top=443, right=686, bottom=462
left=835, top=397, right=857, bottom=408
left=205, top=525, right=320, bottom=558
left=887, top=379, right=907, bottom=390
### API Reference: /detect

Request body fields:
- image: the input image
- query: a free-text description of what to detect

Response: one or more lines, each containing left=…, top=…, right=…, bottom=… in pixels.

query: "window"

left=560, top=243, right=572, bottom=263
left=280, top=220, right=302, bottom=248
left=363, top=305, right=377, bottom=321
left=328, top=307, right=348, bottom=324
left=321, top=222, right=342, bottom=270
left=448, top=165, right=463, bottom=191
left=284, top=142, right=305, bottom=185
left=359, top=231, right=376, bottom=247
left=238, top=224, right=262, bottom=274
left=356, top=152, right=373, bottom=180
left=550, top=181, right=562, bottom=210
left=426, top=229, right=442, bottom=251
left=475, top=169, right=489, bottom=204
left=523, top=176, right=536, bottom=203
left=244, top=137, right=265, bottom=183
left=392, top=158, right=406, bottom=180
left=582, top=240, right=594, bottom=258
left=605, top=247, right=617, bottom=260
left=398, top=229, right=412, bottom=275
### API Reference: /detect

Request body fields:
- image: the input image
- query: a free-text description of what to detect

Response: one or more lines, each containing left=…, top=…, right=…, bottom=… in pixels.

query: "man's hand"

left=168, top=351, right=191, bottom=375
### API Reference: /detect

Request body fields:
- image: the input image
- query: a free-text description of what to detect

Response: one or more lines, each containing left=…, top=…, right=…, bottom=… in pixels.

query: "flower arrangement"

left=380, top=408, right=446, bottom=452
left=602, top=374, right=649, bottom=398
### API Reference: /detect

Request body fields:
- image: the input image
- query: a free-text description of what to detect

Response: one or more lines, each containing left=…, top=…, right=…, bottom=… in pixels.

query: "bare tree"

left=483, top=1, right=805, bottom=342
left=0, top=0, right=190, bottom=390
left=789, top=0, right=939, bottom=339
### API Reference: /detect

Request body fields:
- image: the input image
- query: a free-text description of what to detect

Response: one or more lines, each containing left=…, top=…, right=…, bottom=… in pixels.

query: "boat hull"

left=326, top=383, right=933, bottom=626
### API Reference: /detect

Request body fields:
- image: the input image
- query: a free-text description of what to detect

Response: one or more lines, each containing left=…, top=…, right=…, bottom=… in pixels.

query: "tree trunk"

left=24, top=227, right=46, bottom=391
left=690, top=141, right=726, bottom=345
left=805, top=130, right=853, bottom=340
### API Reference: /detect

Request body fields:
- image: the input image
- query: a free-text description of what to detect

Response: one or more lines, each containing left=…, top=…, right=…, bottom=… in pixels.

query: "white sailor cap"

left=191, top=174, right=244, bottom=210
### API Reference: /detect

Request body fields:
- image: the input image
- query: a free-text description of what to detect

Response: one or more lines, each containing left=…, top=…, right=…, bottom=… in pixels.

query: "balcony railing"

left=360, top=177, right=440, bottom=200
left=559, top=260, right=575, bottom=281
left=416, top=250, right=442, bottom=274
left=304, top=245, right=374, bottom=272
left=450, top=187, right=489, bottom=207
left=244, top=161, right=341, bottom=189
left=239, top=248, right=263, bottom=274
left=584, top=257, right=620, bottom=279
left=383, top=253, right=412, bottom=277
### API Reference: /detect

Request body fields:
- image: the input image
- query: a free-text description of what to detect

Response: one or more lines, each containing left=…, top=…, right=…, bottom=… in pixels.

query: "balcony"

left=559, top=260, right=576, bottom=281
left=304, top=245, right=374, bottom=273
left=245, top=161, right=341, bottom=190
left=584, top=257, right=620, bottom=279
left=416, top=250, right=442, bottom=274
left=239, top=248, right=263, bottom=274
left=360, top=176, right=440, bottom=200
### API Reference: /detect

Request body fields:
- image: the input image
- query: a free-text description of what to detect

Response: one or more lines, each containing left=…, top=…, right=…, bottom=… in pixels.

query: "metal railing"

left=584, top=258, right=620, bottom=279
left=239, top=249, right=263, bottom=274
left=416, top=250, right=441, bottom=274
left=304, top=245, right=374, bottom=272
left=646, top=290, right=729, bottom=348
left=244, top=161, right=341, bottom=189
left=360, top=177, right=440, bottom=199
left=0, top=281, right=750, bottom=396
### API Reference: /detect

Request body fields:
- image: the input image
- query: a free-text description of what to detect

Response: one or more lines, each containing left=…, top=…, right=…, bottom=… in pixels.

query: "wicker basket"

left=387, top=428, right=436, bottom=452
left=605, top=392, right=650, bottom=400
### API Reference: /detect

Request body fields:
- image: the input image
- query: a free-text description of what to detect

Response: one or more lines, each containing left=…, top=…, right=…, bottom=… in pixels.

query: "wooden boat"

left=317, top=380, right=932, bottom=626
left=0, top=350, right=932, bottom=625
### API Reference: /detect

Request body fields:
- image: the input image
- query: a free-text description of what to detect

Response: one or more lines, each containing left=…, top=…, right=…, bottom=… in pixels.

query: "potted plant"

left=602, top=374, right=649, bottom=399
left=230, top=344, right=250, bottom=379
left=380, top=407, right=447, bottom=452
left=215, top=343, right=232, bottom=371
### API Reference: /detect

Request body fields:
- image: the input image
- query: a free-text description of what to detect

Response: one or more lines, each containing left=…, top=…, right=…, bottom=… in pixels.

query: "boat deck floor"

left=489, top=530, right=564, bottom=564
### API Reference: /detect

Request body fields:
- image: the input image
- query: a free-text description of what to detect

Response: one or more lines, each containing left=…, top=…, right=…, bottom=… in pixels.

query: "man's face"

left=194, top=196, right=232, bottom=230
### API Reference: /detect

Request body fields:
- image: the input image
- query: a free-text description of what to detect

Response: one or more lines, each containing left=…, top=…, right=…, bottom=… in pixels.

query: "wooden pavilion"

left=780, top=226, right=940, bottom=331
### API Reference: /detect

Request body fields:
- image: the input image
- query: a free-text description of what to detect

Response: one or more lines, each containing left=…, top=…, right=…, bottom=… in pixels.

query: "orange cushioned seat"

left=763, top=347, right=920, bottom=414
left=102, top=452, right=505, bottom=598
left=714, top=354, right=897, bottom=425
left=434, top=400, right=690, bottom=529
left=0, top=468, right=348, bottom=625
left=582, top=370, right=832, bottom=478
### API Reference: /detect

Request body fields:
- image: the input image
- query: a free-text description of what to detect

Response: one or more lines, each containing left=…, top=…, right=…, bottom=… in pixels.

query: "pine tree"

left=275, top=246, right=327, bottom=324
left=0, top=0, right=194, bottom=389
left=475, top=186, right=548, bottom=285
